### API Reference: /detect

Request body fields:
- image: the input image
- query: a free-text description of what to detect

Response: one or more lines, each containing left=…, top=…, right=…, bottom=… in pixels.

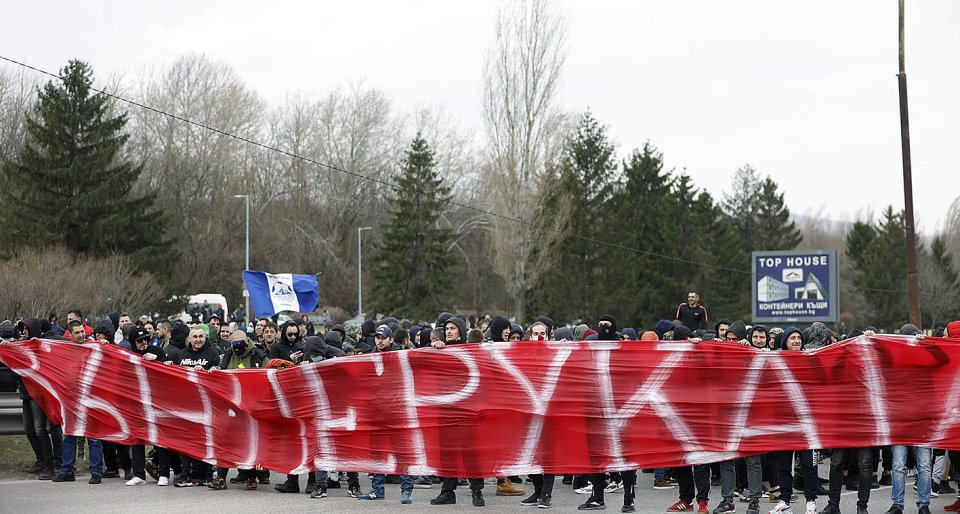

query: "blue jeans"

left=370, top=474, right=414, bottom=497
left=892, top=445, right=931, bottom=509
left=61, top=435, right=102, bottom=477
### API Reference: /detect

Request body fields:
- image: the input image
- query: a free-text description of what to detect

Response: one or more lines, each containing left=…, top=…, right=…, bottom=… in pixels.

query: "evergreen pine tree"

left=0, top=59, right=173, bottom=278
left=526, top=111, right=617, bottom=322
left=846, top=206, right=911, bottom=330
left=722, top=164, right=801, bottom=252
left=368, top=136, right=458, bottom=321
left=601, top=143, right=681, bottom=326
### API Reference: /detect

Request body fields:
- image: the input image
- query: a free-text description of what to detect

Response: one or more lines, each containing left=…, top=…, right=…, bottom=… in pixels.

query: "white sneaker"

left=804, top=501, right=816, bottom=514
left=126, top=476, right=146, bottom=486
left=768, top=501, right=792, bottom=514
left=574, top=485, right=592, bottom=494
left=604, top=481, right=623, bottom=492
left=157, top=476, right=169, bottom=486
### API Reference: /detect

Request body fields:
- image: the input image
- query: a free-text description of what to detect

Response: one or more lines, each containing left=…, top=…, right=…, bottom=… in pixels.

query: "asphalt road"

left=0, top=466, right=949, bottom=514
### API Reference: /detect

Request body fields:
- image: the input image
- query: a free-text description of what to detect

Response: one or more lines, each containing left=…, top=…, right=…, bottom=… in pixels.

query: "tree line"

left=0, top=0, right=957, bottom=330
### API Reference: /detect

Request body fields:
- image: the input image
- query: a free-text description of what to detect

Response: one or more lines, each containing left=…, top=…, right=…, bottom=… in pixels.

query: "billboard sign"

left=751, top=249, right=839, bottom=324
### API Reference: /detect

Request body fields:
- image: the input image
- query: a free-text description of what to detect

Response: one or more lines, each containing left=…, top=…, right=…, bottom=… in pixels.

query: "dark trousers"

left=156, top=447, right=181, bottom=478
left=22, top=399, right=43, bottom=464
left=179, top=454, right=209, bottom=480
left=440, top=477, right=484, bottom=492
left=587, top=473, right=607, bottom=501
left=675, top=464, right=711, bottom=503
left=829, top=448, right=873, bottom=508
left=622, top=470, right=638, bottom=505
left=531, top=474, right=556, bottom=498
left=130, top=444, right=146, bottom=480
left=778, top=449, right=817, bottom=503
left=27, top=398, right=62, bottom=471
left=103, top=441, right=131, bottom=472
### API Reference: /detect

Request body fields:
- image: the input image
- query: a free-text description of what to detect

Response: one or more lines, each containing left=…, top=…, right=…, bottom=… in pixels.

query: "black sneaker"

left=348, top=485, right=361, bottom=497
left=857, top=506, right=868, bottom=514
left=103, top=469, right=120, bottom=478
left=275, top=480, right=300, bottom=493
left=713, top=499, right=735, bottom=513
left=882, top=505, right=902, bottom=514
left=563, top=475, right=573, bottom=485
left=88, top=475, right=101, bottom=484
left=942, top=481, right=957, bottom=494
left=818, top=504, right=840, bottom=514
left=578, top=497, right=606, bottom=510
left=174, top=476, right=194, bottom=487
left=430, top=491, right=456, bottom=505
left=229, top=476, right=243, bottom=484
left=539, top=494, right=553, bottom=509
left=621, top=500, right=634, bottom=513
left=472, top=490, right=485, bottom=507
left=918, top=506, right=932, bottom=514
left=37, top=469, right=54, bottom=480
left=746, top=498, right=760, bottom=514
left=52, top=473, right=75, bottom=482
left=305, top=482, right=316, bottom=494
left=310, top=486, right=328, bottom=498
left=520, top=493, right=541, bottom=506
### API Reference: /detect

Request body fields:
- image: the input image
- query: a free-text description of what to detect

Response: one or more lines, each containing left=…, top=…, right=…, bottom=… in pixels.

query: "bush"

left=0, top=247, right=163, bottom=321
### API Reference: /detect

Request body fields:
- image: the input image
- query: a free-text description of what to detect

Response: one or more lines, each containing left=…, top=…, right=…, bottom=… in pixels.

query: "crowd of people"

left=3, top=291, right=960, bottom=514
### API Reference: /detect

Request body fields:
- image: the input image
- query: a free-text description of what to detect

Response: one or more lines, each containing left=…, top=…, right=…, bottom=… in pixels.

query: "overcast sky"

left=4, top=0, right=958, bottom=232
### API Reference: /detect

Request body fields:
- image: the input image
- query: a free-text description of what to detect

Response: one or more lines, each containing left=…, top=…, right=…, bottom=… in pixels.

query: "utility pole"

left=897, top=0, right=922, bottom=326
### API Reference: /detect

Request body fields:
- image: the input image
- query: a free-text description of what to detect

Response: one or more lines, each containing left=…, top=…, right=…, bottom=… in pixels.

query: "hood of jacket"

left=488, top=316, right=512, bottom=342
left=727, top=320, right=748, bottom=341
left=620, top=328, right=637, bottom=340
left=746, top=324, right=767, bottom=348
left=444, top=316, right=467, bottom=344
left=17, top=318, right=43, bottom=339
left=360, top=319, right=376, bottom=338
left=323, top=331, right=343, bottom=349
left=780, top=326, right=805, bottom=350
left=169, top=321, right=189, bottom=349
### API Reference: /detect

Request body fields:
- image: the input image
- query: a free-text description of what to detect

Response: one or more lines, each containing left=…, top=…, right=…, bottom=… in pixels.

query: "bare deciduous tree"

left=482, top=0, right=569, bottom=320
left=0, top=247, right=162, bottom=321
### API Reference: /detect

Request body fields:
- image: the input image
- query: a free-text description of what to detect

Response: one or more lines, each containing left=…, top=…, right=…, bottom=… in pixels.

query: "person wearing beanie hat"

left=899, top=323, right=923, bottom=337
left=508, top=324, right=525, bottom=342
left=671, top=325, right=694, bottom=341
left=640, top=331, right=659, bottom=342
left=535, top=316, right=555, bottom=339
left=620, top=328, right=638, bottom=341
left=655, top=320, right=675, bottom=340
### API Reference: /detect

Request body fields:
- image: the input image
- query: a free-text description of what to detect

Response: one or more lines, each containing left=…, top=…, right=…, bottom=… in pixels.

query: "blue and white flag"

left=243, top=270, right=319, bottom=317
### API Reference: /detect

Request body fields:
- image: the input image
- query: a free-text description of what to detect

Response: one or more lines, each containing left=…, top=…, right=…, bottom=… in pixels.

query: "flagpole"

left=234, top=194, right=251, bottom=326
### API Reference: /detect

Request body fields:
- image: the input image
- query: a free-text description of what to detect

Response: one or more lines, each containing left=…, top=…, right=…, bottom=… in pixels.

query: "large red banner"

left=1, top=336, right=958, bottom=476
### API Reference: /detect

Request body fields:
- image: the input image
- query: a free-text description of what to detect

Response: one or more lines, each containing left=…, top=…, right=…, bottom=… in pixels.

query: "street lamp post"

left=357, top=226, right=373, bottom=319
left=234, top=194, right=250, bottom=326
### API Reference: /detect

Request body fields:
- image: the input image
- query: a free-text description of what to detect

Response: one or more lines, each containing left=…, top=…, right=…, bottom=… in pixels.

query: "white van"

left=178, top=293, right=229, bottom=323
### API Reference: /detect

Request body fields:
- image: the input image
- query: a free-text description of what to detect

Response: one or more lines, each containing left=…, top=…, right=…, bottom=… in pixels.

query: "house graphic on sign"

left=757, top=276, right=790, bottom=302
left=794, top=272, right=826, bottom=300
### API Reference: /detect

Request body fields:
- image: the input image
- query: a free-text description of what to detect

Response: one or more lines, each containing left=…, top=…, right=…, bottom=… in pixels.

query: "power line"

left=0, top=56, right=877, bottom=280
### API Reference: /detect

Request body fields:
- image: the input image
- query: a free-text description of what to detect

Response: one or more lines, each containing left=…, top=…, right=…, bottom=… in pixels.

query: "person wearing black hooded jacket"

left=164, top=327, right=220, bottom=487
left=429, top=315, right=487, bottom=507
left=270, top=321, right=305, bottom=364
left=17, top=318, right=65, bottom=480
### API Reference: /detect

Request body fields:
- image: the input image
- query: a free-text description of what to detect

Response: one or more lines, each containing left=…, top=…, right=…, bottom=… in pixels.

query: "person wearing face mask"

left=208, top=330, right=265, bottom=491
